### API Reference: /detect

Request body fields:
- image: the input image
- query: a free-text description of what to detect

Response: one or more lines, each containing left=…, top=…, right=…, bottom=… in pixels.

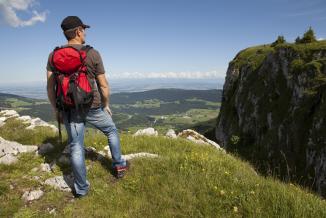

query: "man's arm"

left=46, top=71, right=57, bottom=112
left=96, top=74, right=112, bottom=115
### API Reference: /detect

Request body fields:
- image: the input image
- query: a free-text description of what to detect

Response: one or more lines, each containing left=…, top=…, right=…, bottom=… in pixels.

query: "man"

left=46, top=16, right=128, bottom=198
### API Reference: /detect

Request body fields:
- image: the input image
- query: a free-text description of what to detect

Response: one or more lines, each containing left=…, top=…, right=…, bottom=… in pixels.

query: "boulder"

left=0, top=137, right=39, bottom=165
left=17, top=115, right=32, bottom=122
left=0, top=110, right=19, bottom=118
left=22, top=189, right=44, bottom=202
left=26, top=118, right=58, bottom=132
left=18, top=145, right=38, bottom=153
left=123, top=152, right=159, bottom=160
left=0, top=120, right=4, bottom=128
left=0, top=154, right=18, bottom=165
left=178, top=129, right=222, bottom=150
left=40, top=163, right=52, bottom=172
left=133, top=127, right=158, bottom=136
left=97, top=150, right=106, bottom=160
left=104, top=146, right=112, bottom=158
left=165, top=129, right=177, bottom=138
left=44, top=174, right=74, bottom=192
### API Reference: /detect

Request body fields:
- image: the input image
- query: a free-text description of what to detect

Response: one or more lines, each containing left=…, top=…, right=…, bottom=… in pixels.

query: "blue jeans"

left=62, top=106, right=126, bottom=196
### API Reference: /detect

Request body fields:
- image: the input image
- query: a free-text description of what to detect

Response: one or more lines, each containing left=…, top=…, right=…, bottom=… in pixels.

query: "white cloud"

left=108, top=70, right=226, bottom=79
left=0, top=0, right=47, bottom=27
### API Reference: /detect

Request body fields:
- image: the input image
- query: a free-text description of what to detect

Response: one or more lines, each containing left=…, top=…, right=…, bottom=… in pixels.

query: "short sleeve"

left=89, top=49, right=105, bottom=76
left=46, top=52, right=54, bottom=71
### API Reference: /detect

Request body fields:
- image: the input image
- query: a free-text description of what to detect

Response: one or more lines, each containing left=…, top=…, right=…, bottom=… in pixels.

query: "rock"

left=104, top=146, right=112, bottom=158
left=0, top=117, right=7, bottom=122
left=0, top=154, right=18, bottom=165
left=33, top=176, right=41, bottom=180
left=40, top=163, right=52, bottom=172
left=17, top=115, right=32, bottom=122
left=44, top=174, right=74, bottom=192
left=31, top=167, right=39, bottom=172
left=215, top=45, right=326, bottom=197
left=178, top=129, right=222, bottom=150
left=0, top=110, right=19, bottom=118
left=0, top=137, right=21, bottom=155
left=165, top=129, right=177, bottom=138
left=133, top=127, right=158, bottom=136
left=0, top=136, right=38, bottom=155
left=37, top=143, right=55, bottom=155
left=48, top=208, right=56, bottom=214
left=85, top=146, right=97, bottom=154
left=26, top=118, right=58, bottom=132
left=18, top=145, right=38, bottom=153
left=0, top=120, right=4, bottom=128
left=123, top=152, right=159, bottom=160
left=49, top=160, right=57, bottom=170
left=97, top=150, right=107, bottom=160
left=22, top=189, right=44, bottom=202
left=0, top=137, right=49, bottom=165
left=0, top=110, right=58, bottom=132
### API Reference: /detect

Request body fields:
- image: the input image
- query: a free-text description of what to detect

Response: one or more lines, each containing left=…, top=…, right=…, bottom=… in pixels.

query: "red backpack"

left=51, top=45, right=94, bottom=111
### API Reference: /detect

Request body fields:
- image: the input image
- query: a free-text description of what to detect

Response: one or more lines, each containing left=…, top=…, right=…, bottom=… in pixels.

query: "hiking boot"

left=113, top=160, right=130, bottom=179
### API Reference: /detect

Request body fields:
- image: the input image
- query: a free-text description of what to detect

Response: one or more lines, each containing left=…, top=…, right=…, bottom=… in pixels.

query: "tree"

left=295, top=27, right=317, bottom=44
left=301, top=27, right=317, bottom=43
left=271, top=35, right=286, bottom=47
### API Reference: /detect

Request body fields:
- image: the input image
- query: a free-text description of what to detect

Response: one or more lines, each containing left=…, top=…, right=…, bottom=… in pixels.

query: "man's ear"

left=76, top=28, right=82, bottom=37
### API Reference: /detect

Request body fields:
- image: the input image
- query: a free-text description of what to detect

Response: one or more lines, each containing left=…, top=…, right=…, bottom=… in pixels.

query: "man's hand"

left=103, top=105, right=112, bottom=116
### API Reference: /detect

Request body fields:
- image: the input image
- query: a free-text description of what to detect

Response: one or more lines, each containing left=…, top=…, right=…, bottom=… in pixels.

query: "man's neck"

left=67, top=39, right=82, bottom=45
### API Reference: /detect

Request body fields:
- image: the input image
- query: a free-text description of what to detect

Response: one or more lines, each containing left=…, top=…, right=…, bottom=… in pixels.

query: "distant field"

left=0, top=89, right=222, bottom=135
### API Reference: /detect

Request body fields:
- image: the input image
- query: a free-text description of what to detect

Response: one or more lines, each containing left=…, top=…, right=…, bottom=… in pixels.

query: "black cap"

left=61, top=16, right=90, bottom=31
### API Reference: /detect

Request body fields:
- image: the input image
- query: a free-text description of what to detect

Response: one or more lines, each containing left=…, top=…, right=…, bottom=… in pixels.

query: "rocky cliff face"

left=215, top=41, right=326, bottom=196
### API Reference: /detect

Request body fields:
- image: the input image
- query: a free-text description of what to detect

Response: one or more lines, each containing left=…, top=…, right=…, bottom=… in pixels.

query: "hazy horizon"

left=0, top=78, right=224, bottom=100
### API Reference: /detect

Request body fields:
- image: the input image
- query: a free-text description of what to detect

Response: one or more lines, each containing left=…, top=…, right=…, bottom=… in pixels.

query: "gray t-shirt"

left=46, top=44, right=105, bottom=108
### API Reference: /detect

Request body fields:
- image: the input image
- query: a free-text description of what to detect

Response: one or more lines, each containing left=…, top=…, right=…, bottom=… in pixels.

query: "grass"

left=0, top=119, right=326, bottom=217
left=229, top=40, right=326, bottom=73
left=230, top=44, right=274, bottom=71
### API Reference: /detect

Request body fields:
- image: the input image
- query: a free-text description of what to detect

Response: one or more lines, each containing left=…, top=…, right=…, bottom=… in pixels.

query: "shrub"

left=271, top=35, right=286, bottom=47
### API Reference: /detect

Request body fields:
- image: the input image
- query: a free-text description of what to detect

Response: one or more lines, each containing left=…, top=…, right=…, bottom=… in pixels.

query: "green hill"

left=1, top=118, right=326, bottom=217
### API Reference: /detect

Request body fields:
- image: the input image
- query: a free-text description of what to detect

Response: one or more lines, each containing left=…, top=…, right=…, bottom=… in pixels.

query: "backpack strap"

left=80, top=45, right=94, bottom=76
left=80, top=45, right=93, bottom=53
left=51, top=46, right=61, bottom=73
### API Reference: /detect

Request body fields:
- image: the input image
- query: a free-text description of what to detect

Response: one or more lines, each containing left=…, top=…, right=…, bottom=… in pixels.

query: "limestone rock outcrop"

left=0, top=137, right=38, bottom=165
left=215, top=42, right=326, bottom=196
left=0, top=110, right=58, bottom=132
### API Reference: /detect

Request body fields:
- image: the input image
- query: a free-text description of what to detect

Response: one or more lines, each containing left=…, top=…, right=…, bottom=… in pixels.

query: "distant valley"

left=0, top=89, right=222, bottom=135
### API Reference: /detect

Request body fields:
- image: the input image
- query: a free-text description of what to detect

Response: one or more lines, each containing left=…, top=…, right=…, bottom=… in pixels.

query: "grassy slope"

left=0, top=119, right=326, bottom=217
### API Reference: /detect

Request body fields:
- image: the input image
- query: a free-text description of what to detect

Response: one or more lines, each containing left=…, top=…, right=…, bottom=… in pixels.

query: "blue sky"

left=0, top=0, right=326, bottom=84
